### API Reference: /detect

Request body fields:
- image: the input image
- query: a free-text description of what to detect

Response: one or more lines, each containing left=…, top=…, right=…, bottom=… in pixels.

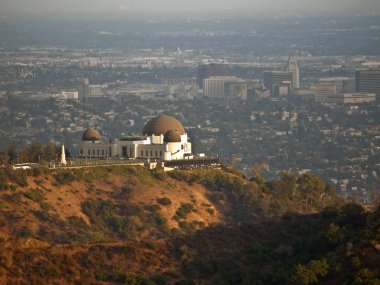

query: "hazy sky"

left=1, top=0, right=380, bottom=19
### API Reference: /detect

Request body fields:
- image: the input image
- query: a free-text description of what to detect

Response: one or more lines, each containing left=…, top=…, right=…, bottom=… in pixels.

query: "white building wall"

left=80, top=133, right=192, bottom=161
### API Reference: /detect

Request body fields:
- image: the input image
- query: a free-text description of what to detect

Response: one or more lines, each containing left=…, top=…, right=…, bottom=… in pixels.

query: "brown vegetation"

left=0, top=165, right=378, bottom=284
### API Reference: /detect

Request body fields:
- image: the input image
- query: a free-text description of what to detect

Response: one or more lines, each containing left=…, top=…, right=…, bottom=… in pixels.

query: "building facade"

left=317, top=93, right=376, bottom=104
left=197, top=63, right=231, bottom=89
left=287, top=55, right=300, bottom=89
left=263, top=71, right=293, bottom=96
left=355, top=68, right=380, bottom=100
left=203, top=76, right=243, bottom=98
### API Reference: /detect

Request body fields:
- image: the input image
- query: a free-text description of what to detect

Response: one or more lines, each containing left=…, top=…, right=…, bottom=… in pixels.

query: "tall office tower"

left=203, top=76, right=241, bottom=97
left=263, top=71, right=292, bottom=96
left=355, top=68, right=380, bottom=99
left=197, top=63, right=231, bottom=89
left=79, top=78, right=90, bottom=102
left=287, top=55, right=300, bottom=89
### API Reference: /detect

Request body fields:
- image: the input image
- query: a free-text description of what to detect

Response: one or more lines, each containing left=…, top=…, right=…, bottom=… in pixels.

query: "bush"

left=12, top=170, right=29, bottom=187
left=151, top=274, right=171, bottom=285
left=117, top=185, right=134, bottom=200
left=0, top=183, right=9, bottom=191
left=145, top=204, right=161, bottom=212
left=175, top=203, right=195, bottom=220
left=22, top=188, right=45, bottom=203
left=206, top=208, right=215, bottom=215
left=54, top=171, right=76, bottom=185
left=150, top=212, right=167, bottom=227
left=157, top=197, right=172, bottom=206
left=291, top=258, right=329, bottom=285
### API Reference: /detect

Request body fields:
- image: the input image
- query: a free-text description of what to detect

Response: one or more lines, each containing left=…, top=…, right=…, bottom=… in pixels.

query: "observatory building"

left=80, top=114, right=192, bottom=161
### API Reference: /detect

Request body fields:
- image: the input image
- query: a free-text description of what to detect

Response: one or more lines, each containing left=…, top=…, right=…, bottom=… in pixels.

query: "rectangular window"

left=97, top=149, right=100, bottom=155
left=141, top=150, right=143, bottom=157
left=88, top=149, right=90, bottom=155
left=102, top=149, right=104, bottom=155
left=160, top=151, right=162, bottom=157
left=93, top=149, right=95, bottom=155
left=146, top=150, right=148, bottom=156
left=150, top=151, right=153, bottom=157
left=155, top=151, right=157, bottom=157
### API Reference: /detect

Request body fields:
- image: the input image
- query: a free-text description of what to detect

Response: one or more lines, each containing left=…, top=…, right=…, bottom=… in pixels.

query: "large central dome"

left=82, top=128, right=100, bottom=141
left=142, top=114, right=186, bottom=136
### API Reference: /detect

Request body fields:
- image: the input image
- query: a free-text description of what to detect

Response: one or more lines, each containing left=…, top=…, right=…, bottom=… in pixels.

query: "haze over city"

left=1, top=0, right=380, bottom=19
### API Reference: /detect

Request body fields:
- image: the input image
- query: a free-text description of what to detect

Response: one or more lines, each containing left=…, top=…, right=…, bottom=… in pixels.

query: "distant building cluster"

left=45, top=57, right=380, bottom=106
left=197, top=58, right=380, bottom=105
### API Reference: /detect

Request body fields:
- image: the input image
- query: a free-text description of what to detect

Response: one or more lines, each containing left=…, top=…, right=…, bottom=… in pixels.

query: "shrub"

left=175, top=203, right=195, bottom=220
left=149, top=212, right=167, bottom=227
left=22, top=188, right=44, bottom=203
left=119, top=186, right=134, bottom=200
left=39, top=201, right=51, bottom=211
left=206, top=208, right=215, bottom=215
left=291, top=258, right=329, bottom=285
left=179, top=221, right=197, bottom=234
left=157, top=197, right=172, bottom=206
left=151, top=274, right=171, bottom=285
left=145, top=204, right=161, bottom=212
left=12, top=170, right=29, bottom=187
left=54, top=171, right=76, bottom=185
left=0, top=183, right=9, bottom=191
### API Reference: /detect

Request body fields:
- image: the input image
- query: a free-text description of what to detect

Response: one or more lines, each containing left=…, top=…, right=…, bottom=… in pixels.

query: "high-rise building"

left=198, top=63, right=231, bottom=89
left=263, top=71, right=292, bottom=96
left=319, top=77, right=355, bottom=93
left=355, top=68, right=380, bottom=99
left=287, top=55, right=300, bottom=89
left=224, top=81, right=248, bottom=100
left=313, top=82, right=337, bottom=103
left=203, top=76, right=242, bottom=98
left=79, top=78, right=110, bottom=104
left=79, top=78, right=90, bottom=102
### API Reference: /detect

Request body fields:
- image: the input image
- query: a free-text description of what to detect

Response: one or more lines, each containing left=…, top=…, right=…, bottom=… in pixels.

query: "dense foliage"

left=172, top=203, right=380, bottom=284
left=169, top=169, right=343, bottom=221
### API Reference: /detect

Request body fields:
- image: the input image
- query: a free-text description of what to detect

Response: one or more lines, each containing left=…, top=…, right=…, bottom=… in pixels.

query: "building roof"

left=142, top=114, right=186, bottom=136
left=164, top=130, right=181, bottom=143
left=82, top=128, right=100, bottom=141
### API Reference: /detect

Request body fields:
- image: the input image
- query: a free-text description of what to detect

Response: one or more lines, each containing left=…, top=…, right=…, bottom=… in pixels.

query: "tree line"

left=0, top=142, right=70, bottom=165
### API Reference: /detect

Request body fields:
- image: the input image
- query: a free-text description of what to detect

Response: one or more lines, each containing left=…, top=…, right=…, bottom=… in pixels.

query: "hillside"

left=0, top=165, right=379, bottom=284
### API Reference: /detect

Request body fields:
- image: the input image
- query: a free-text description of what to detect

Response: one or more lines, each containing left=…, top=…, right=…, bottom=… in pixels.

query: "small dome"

left=82, top=128, right=100, bottom=141
left=164, top=130, right=181, bottom=143
left=142, top=114, right=186, bottom=136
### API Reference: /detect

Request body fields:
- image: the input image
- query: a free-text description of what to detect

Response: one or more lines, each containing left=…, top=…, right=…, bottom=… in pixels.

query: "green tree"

left=7, top=144, right=17, bottom=163
left=18, top=141, right=44, bottom=163
left=297, top=172, right=326, bottom=207
left=291, top=258, right=329, bottom=285
left=44, top=142, right=57, bottom=161
left=0, top=148, right=8, bottom=165
left=280, top=172, right=297, bottom=196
